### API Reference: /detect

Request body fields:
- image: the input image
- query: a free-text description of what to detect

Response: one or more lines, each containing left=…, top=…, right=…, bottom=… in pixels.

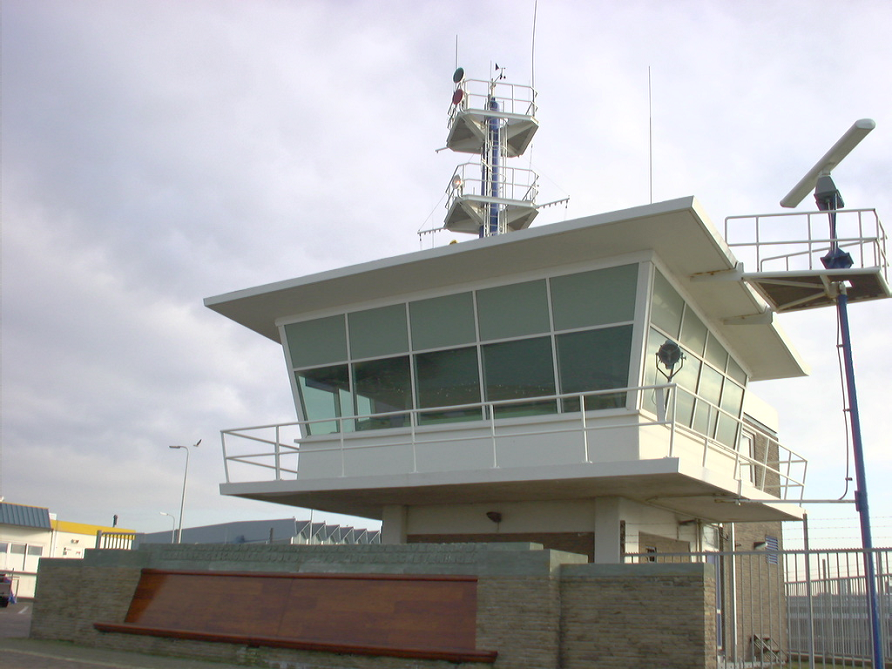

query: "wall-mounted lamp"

left=486, top=511, right=502, bottom=524
left=656, top=339, right=685, bottom=382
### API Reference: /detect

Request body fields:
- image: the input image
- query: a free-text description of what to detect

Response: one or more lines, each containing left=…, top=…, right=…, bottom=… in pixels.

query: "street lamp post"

left=160, top=512, right=176, bottom=544
left=169, top=440, right=200, bottom=544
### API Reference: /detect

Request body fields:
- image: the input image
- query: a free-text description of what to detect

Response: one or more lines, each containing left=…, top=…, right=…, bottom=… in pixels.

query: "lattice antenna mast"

left=443, top=65, right=539, bottom=238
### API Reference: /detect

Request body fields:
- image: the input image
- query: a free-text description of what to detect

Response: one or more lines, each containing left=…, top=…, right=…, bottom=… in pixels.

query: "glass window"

left=693, top=366, right=723, bottom=438
left=704, top=333, right=729, bottom=371
left=673, top=353, right=701, bottom=427
left=482, top=337, right=556, bottom=417
left=727, top=357, right=747, bottom=385
left=644, top=327, right=699, bottom=426
left=348, top=305, right=409, bottom=359
left=27, top=546, right=43, bottom=556
left=556, top=325, right=632, bottom=411
left=698, top=365, right=724, bottom=407
left=295, top=365, right=352, bottom=435
left=550, top=265, right=638, bottom=331
left=720, top=380, right=744, bottom=417
left=477, top=280, right=550, bottom=341
left=285, top=316, right=347, bottom=368
left=680, top=309, right=708, bottom=357
left=715, top=379, right=745, bottom=447
left=353, top=356, right=411, bottom=430
left=651, top=271, right=685, bottom=338
left=409, top=292, right=476, bottom=350
left=415, top=347, right=482, bottom=424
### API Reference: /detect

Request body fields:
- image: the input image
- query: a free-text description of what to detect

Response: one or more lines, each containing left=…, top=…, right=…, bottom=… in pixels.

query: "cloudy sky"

left=2, top=0, right=891, bottom=547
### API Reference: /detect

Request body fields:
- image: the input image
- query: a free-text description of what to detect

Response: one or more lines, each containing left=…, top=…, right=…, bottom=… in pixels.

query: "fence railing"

left=628, top=547, right=892, bottom=668
left=220, top=383, right=806, bottom=506
left=724, top=208, right=887, bottom=278
left=94, top=531, right=137, bottom=550
left=448, top=77, right=537, bottom=122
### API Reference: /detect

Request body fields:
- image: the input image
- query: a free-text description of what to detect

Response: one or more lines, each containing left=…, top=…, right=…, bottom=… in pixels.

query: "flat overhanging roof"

left=205, top=196, right=808, bottom=381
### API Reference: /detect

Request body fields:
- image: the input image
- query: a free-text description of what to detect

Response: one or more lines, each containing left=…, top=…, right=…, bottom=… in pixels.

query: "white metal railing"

left=724, top=208, right=888, bottom=278
left=220, top=384, right=806, bottom=503
left=448, top=77, right=537, bottom=126
left=446, top=161, right=539, bottom=208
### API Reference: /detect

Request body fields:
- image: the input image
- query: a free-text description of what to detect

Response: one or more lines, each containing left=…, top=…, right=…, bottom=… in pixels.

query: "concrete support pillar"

left=593, top=497, right=622, bottom=564
left=381, top=505, right=407, bottom=544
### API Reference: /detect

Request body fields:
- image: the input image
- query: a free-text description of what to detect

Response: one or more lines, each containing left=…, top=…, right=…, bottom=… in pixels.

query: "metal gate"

left=627, top=547, right=892, bottom=668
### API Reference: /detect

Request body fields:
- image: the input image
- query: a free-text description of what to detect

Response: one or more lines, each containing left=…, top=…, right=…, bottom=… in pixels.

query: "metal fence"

left=626, top=547, right=892, bottom=668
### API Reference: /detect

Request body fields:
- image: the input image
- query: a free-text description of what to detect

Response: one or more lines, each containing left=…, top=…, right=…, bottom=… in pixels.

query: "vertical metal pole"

left=837, top=287, right=884, bottom=668
left=489, top=97, right=500, bottom=235
left=803, top=513, right=817, bottom=669
left=176, top=447, right=190, bottom=544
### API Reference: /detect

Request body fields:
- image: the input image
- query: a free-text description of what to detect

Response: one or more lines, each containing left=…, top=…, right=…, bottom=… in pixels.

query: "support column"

left=381, top=505, right=408, bottom=544
left=593, top=497, right=623, bottom=564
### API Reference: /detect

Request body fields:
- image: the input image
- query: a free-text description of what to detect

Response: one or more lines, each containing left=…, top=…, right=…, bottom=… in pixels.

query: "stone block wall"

left=31, top=560, right=141, bottom=645
left=31, top=543, right=716, bottom=669
left=560, top=563, right=717, bottom=669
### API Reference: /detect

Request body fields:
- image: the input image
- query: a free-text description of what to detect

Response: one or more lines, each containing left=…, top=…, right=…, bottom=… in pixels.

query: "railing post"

left=655, top=387, right=666, bottom=423
left=274, top=425, right=281, bottom=480
left=221, top=431, right=231, bottom=483
left=580, top=394, right=590, bottom=463
left=411, top=411, right=418, bottom=474
left=339, top=418, right=346, bottom=477
left=489, top=406, right=498, bottom=469
left=667, top=385, right=677, bottom=458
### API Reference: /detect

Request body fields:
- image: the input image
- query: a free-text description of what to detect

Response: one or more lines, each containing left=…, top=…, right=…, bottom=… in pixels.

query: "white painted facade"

left=206, top=197, right=812, bottom=562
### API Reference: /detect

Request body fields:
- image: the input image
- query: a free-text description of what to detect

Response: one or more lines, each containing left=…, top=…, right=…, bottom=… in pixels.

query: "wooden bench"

left=94, top=569, right=497, bottom=663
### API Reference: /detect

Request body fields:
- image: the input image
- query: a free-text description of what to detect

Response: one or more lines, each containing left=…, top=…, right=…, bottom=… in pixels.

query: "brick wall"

left=408, top=532, right=595, bottom=562
left=30, top=559, right=141, bottom=644
left=560, top=563, right=717, bottom=669
left=476, top=576, right=562, bottom=669
left=30, top=544, right=716, bottom=669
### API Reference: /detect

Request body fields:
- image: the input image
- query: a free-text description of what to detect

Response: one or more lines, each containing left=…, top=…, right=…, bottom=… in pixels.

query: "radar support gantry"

left=443, top=66, right=539, bottom=237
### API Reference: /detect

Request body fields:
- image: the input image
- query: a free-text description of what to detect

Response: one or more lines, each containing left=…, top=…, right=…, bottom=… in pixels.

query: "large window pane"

left=285, top=316, right=347, bottom=368
left=672, top=354, right=701, bottom=427
left=704, top=333, right=729, bottom=371
left=477, top=280, right=550, bottom=341
left=556, top=326, right=632, bottom=411
left=680, top=309, right=708, bottom=357
left=353, top=356, right=411, bottom=430
left=295, top=365, right=352, bottom=436
left=348, top=305, right=408, bottom=359
left=727, top=357, right=747, bottom=385
left=482, top=337, right=556, bottom=417
left=651, top=271, right=684, bottom=338
left=409, top=293, right=476, bottom=350
left=720, top=380, right=744, bottom=417
left=693, top=366, right=723, bottom=439
left=415, top=347, right=482, bottom=424
left=550, top=265, right=638, bottom=331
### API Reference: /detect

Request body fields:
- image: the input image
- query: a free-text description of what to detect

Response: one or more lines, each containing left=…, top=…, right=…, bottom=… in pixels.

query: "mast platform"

left=723, top=208, right=890, bottom=313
